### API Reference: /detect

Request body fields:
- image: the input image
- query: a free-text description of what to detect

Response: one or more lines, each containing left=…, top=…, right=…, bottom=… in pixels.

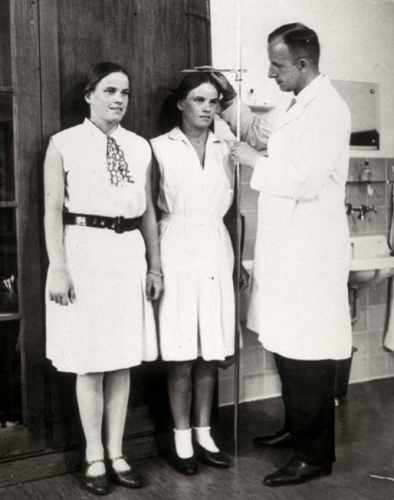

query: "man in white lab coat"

left=214, top=23, right=352, bottom=487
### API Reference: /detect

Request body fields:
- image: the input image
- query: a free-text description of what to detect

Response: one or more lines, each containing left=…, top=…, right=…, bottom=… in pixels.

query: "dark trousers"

left=274, top=353, right=336, bottom=466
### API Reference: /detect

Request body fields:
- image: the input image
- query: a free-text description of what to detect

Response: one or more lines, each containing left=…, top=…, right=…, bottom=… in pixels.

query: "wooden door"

left=38, top=0, right=212, bottom=456
left=0, top=0, right=47, bottom=466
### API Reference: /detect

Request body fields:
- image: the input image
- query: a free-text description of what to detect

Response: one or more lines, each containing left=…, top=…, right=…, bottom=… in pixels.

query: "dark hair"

left=83, top=61, right=129, bottom=96
left=158, top=72, right=221, bottom=133
left=61, top=62, right=129, bottom=129
left=268, top=23, right=320, bottom=67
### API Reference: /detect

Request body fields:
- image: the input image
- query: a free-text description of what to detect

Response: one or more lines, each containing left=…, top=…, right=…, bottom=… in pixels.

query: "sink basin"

left=349, top=235, right=394, bottom=288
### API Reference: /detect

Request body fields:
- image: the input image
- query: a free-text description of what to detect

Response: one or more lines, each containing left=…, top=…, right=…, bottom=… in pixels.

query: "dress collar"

left=168, top=126, right=221, bottom=147
left=83, top=118, right=124, bottom=141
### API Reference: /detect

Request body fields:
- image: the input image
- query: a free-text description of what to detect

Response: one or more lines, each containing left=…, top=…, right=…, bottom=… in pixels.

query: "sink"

left=349, top=235, right=394, bottom=288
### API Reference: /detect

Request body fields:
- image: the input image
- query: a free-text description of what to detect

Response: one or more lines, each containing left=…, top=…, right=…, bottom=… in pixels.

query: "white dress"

left=150, top=127, right=235, bottom=361
left=46, top=119, right=158, bottom=374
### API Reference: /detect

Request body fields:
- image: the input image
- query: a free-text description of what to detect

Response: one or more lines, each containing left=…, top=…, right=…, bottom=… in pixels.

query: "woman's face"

left=85, top=72, right=129, bottom=129
left=177, top=82, right=219, bottom=131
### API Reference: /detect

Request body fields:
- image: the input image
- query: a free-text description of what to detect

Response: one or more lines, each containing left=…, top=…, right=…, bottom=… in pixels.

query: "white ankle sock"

left=193, top=426, right=219, bottom=452
left=174, top=428, right=193, bottom=458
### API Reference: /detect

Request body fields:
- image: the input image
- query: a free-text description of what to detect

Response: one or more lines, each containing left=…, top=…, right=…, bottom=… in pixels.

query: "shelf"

left=250, top=104, right=275, bottom=112
left=0, top=87, right=13, bottom=94
left=0, top=313, right=20, bottom=322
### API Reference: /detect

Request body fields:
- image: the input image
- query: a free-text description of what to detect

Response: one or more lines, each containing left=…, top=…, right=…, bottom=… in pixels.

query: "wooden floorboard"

left=1, top=378, right=394, bottom=499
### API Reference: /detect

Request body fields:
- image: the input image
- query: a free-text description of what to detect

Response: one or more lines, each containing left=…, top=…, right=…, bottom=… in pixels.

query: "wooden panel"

left=0, top=0, right=12, bottom=87
left=56, top=0, right=191, bottom=139
left=187, top=0, right=212, bottom=67
left=11, top=0, right=46, bottom=452
left=38, top=0, right=61, bottom=144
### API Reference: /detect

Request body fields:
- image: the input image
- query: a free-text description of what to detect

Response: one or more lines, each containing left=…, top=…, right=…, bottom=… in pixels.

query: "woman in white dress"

left=44, top=62, right=163, bottom=496
left=151, top=72, right=246, bottom=475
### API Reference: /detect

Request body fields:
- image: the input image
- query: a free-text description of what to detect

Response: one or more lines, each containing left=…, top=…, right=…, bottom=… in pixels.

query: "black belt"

left=63, top=212, right=143, bottom=234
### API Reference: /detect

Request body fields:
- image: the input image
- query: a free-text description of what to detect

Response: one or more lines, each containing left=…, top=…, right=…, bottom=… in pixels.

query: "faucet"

left=346, top=203, right=377, bottom=220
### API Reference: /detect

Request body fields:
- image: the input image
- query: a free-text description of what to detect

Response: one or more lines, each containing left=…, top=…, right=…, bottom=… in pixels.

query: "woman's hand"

left=239, top=264, right=250, bottom=291
left=48, top=267, right=75, bottom=306
left=231, top=141, right=262, bottom=168
left=146, top=272, right=164, bottom=301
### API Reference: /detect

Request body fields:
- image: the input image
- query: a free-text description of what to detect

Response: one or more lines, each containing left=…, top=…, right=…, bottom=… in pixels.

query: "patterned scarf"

left=106, top=136, right=134, bottom=186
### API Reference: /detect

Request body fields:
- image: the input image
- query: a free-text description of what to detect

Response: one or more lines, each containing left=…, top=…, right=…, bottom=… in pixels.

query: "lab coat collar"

left=293, top=73, right=329, bottom=109
left=276, top=74, right=329, bottom=130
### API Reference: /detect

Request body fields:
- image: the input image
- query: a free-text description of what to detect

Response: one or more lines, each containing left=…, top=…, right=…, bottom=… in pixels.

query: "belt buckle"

left=114, top=216, right=125, bottom=234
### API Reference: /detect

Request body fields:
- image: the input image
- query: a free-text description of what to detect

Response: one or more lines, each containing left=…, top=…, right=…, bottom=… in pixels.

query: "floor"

left=1, top=378, right=394, bottom=500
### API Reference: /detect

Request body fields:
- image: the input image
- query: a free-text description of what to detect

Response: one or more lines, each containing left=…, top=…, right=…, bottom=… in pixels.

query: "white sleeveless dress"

left=46, top=119, right=158, bottom=374
left=150, top=127, right=235, bottom=361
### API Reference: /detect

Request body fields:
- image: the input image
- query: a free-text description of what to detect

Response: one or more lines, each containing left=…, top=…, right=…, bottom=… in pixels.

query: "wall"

left=210, top=0, right=394, bottom=406
left=346, top=159, right=394, bottom=384
left=211, top=0, right=394, bottom=156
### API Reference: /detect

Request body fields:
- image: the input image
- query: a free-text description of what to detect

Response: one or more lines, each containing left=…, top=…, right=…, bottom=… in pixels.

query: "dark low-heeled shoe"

left=263, top=458, right=332, bottom=487
left=253, top=429, right=294, bottom=448
left=79, top=460, right=110, bottom=496
left=107, top=456, right=143, bottom=489
left=169, top=451, right=199, bottom=475
left=194, top=442, right=231, bottom=468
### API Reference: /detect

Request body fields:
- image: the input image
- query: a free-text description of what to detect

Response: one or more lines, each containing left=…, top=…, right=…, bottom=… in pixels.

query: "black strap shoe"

left=263, top=459, right=332, bottom=487
left=79, top=460, right=110, bottom=496
left=194, top=442, right=231, bottom=468
left=107, top=456, right=143, bottom=489
left=253, top=429, right=294, bottom=447
left=169, top=452, right=199, bottom=475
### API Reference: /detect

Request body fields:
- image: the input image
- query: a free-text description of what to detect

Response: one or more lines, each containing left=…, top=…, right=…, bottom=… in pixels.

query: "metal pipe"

left=233, top=0, right=242, bottom=460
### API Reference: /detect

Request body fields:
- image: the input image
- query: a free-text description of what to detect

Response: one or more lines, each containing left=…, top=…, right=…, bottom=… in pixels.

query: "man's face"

left=267, top=39, right=304, bottom=95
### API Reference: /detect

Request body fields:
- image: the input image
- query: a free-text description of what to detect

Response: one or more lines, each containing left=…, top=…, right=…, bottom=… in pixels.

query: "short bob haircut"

left=159, top=72, right=221, bottom=133
left=61, top=62, right=130, bottom=128
left=268, top=23, right=320, bottom=67
left=83, top=61, right=130, bottom=96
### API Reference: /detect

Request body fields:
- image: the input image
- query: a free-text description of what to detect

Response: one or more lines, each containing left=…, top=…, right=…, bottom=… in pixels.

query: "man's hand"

left=231, top=141, right=262, bottom=168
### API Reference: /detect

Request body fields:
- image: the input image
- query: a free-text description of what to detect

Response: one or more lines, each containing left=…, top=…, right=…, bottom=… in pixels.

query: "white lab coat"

left=221, top=75, right=352, bottom=360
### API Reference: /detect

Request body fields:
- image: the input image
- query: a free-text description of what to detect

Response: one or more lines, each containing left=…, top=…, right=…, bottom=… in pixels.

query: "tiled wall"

left=346, top=157, right=394, bottom=384
left=218, top=157, right=394, bottom=406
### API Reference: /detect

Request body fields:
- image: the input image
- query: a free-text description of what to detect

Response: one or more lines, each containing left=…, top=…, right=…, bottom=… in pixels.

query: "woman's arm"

left=139, top=161, right=163, bottom=301
left=44, top=139, right=75, bottom=305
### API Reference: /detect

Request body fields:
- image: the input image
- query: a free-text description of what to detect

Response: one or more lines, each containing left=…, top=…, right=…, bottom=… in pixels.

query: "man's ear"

left=298, top=58, right=308, bottom=72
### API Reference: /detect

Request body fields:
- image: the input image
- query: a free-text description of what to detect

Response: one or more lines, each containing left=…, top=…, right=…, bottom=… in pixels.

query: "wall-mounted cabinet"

left=332, top=80, right=380, bottom=150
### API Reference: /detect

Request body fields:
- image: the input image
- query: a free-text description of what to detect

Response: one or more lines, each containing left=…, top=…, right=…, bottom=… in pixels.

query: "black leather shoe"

left=79, top=460, right=110, bottom=496
left=263, top=459, right=332, bottom=487
left=169, top=452, right=199, bottom=475
left=253, top=429, right=294, bottom=447
left=107, top=456, right=143, bottom=489
left=194, top=442, right=231, bottom=468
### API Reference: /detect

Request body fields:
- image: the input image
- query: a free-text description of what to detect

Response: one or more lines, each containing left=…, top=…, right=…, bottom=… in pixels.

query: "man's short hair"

left=268, top=23, right=320, bottom=67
